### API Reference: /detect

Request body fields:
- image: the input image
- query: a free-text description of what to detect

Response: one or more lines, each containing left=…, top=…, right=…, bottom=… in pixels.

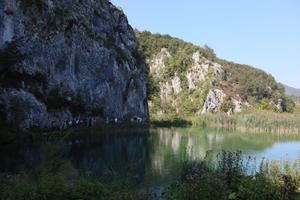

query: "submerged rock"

left=0, top=0, right=148, bottom=130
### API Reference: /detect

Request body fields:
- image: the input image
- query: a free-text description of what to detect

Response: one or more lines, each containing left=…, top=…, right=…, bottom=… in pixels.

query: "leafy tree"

left=220, top=97, right=234, bottom=113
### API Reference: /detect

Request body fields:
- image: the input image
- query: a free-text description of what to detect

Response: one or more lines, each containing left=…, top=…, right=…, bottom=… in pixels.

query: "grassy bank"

left=152, top=111, right=300, bottom=134
left=164, top=151, right=300, bottom=200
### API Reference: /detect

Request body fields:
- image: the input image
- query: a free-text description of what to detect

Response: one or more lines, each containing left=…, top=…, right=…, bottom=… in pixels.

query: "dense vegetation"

left=152, top=111, right=300, bottom=134
left=136, top=31, right=295, bottom=115
left=164, top=151, right=300, bottom=200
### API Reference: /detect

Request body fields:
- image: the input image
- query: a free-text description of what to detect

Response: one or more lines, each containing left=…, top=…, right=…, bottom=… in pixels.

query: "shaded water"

left=1, top=127, right=300, bottom=190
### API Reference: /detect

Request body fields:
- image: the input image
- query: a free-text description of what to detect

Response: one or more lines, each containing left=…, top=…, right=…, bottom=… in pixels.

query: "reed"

left=189, top=111, right=300, bottom=134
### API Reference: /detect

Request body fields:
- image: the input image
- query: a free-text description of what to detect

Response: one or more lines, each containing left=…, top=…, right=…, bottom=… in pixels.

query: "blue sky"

left=111, top=0, right=300, bottom=88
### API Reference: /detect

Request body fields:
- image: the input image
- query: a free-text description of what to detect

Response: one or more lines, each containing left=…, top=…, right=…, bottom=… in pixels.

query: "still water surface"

left=1, top=127, right=300, bottom=189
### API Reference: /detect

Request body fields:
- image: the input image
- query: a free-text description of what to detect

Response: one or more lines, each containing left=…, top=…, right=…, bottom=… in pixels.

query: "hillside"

left=0, top=0, right=148, bottom=131
left=284, top=85, right=300, bottom=97
left=136, top=31, right=295, bottom=115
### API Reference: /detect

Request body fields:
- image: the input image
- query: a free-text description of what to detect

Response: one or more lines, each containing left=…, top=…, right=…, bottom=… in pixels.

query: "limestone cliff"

left=0, top=0, right=148, bottom=130
left=136, top=31, right=289, bottom=115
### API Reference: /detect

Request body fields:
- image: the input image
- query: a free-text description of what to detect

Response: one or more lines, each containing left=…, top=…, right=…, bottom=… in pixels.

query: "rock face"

left=150, top=48, right=171, bottom=75
left=137, top=31, right=289, bottom=116
left=0, top=0, right=148, bottom=130
left=187, top=51, right=223, bottom=90
left=202, top=89, right=226, bottom=113
left=148, top=47, right=246, bottom=115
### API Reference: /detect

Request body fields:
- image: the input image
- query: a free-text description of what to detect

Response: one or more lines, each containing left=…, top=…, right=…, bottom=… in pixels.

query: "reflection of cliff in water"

left=68, top=131, right=150, bottom=184
left=0, top=141, right=45, bottom=173
left=1, top=127, right=300, bottom=190
left=0, top=130, right=150, bottom=186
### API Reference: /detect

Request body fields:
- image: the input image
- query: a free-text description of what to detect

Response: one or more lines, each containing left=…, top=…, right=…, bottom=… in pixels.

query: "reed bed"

left=189, top=111, right=300, bottom=134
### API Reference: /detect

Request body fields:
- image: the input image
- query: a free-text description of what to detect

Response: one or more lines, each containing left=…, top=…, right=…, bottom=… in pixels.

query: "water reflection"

left=68, top=133, right=149, bottom=184
left=1, top=127, right=300, bottom=189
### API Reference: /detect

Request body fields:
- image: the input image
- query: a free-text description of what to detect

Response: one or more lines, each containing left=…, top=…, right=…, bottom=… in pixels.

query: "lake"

left=1, top=127, right=300, bottom=193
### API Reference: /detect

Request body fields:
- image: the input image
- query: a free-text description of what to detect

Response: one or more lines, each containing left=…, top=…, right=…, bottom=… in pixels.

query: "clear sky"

left=111, top=0, right=300, bottom=88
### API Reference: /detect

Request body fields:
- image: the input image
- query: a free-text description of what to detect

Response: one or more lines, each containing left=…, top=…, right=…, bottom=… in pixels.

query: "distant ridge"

left=284, top=85, right=300, bottom=97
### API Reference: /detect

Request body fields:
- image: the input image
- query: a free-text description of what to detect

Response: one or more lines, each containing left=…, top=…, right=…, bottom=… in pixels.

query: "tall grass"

left=190, top=111, right=300, bottom=134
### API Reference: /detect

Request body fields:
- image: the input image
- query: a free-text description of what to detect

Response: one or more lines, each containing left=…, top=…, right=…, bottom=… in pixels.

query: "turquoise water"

left=1, top=127, right=300, bottom=190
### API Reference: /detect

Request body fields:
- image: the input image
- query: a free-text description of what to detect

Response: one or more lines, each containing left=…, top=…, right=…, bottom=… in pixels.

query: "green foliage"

left=190, top=112, right=300, bottom=134
left=147, top=74, right=160, bottom=100
left=136, top=31, right=217, bottom=62
left=281, top=96, right=296, bottom=113
left=176, top=90, right=205, bottom=114
left=203, top=44, right=217, bottom=61
left=137, top=31, right=290, bottom=115
left=164, top=151, right=299, bottom=200
left=220, top=96, right=235, bottom=113
left=151, top=116, right=192, bottom=128
left=294, top=105, right=300, bottom=114
left=136, top=31, right=197, bottom=59
left=162, top=50, right=193, bottom=78
left=148, top=96, right=161, bottom=114
left=219, top=60, right=284, bottom=103
left=152, top=110, right=300, bottom=134
left=255, top=98, right=277, bottom=111
left=207, top=67, right=214, bottom=78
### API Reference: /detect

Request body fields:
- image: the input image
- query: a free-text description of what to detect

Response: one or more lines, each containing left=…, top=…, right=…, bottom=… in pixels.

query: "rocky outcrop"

left=137, top=31, right=290, bottom=115
left=0, top=0, right=148, bottom=130
left=232, top=98, right=243, bottom=113
left=171, top=74, right=182, bottom=94
left=150, top=48, right=171, bottom=75
left=159, top=73, right=182, bottom=104
left=276, top=99, right=284, bottom=112
left=187, top=51, right=223, bottom=90
left=147, top=47, right=250, bottom=115
left=202, top=89, right=226, bottom=113
left=147, top=48, right=234, bottom=114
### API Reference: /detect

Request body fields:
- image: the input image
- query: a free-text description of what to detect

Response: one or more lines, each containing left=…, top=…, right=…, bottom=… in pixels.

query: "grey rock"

left=277, top=99, right=283, bottom=112
left=0, top=0, right=148, bottom=131
left=202, top=89, right=226, bottom=113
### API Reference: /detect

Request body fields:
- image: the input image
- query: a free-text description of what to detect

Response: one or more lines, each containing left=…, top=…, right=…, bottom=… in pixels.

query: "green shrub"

left=164, top=151, right=299, bottom=200
left=220, top=96, right=235, bottom=113
left=255, top=98, right=277, bottom=111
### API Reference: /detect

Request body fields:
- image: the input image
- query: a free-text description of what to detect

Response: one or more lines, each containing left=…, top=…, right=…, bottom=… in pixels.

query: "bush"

left=164, top=151, right=299, bottom=200
left=220, top=96, right=235, bottom=113
left=255, top=98, right=277, bottom=111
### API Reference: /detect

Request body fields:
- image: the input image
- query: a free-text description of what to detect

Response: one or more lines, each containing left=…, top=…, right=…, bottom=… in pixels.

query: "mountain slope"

left=0, top=0, right=148, bottom=131
left=136, top=31, right=294, bottom=115
left=284, top=85, right=300, bottom=97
